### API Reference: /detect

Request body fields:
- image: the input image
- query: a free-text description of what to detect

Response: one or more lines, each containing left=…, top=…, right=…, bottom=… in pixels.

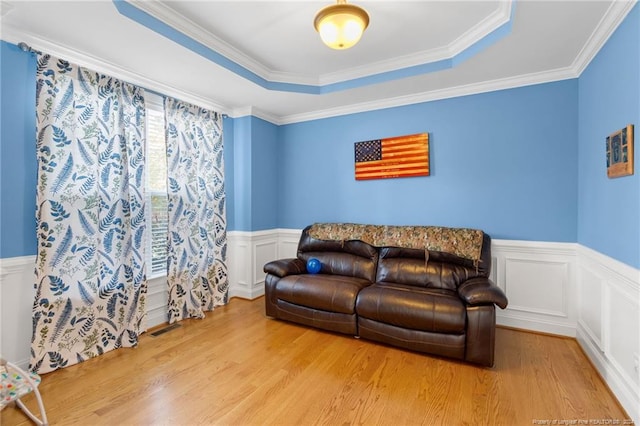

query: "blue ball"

left=306, top=258, right=321, bottom=274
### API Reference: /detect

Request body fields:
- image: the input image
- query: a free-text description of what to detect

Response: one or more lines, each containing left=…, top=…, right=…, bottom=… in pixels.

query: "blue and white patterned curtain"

left=164, top=97, right=228, bottom=323
left=31, top=55, right=147, bottom=374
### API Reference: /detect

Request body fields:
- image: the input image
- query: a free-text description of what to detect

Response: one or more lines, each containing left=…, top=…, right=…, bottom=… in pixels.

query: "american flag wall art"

left=354, top=133, right=430, bottom=180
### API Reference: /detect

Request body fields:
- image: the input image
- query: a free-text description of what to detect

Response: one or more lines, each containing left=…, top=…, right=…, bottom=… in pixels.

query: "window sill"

left=147, top=273, right=167, bottom=281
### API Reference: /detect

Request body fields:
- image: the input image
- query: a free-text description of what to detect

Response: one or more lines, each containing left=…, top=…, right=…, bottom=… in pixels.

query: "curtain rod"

left=16, top=41, right=229, bottom=118
left=18, top=42, right=41, bottom=54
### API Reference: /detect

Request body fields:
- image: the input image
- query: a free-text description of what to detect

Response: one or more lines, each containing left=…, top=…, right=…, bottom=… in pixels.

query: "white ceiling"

left=0, top=1, right=636, bottom=124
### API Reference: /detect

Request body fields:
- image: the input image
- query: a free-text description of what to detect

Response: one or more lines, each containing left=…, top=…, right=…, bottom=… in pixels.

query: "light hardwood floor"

left=2, top=297, right=630, bottom=426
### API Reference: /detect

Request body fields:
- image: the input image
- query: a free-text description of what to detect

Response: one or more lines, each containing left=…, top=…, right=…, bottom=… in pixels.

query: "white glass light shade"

left=314, top=2, right=369, bottom=50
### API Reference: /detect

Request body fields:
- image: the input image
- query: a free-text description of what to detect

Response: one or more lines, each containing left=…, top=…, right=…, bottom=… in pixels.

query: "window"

left=145, top=95, right=168, bottom=277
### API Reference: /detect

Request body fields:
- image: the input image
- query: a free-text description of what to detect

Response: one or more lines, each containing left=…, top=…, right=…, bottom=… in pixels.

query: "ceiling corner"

left=127, top=0, right=272, bottom=82
left=571, top=0, right=637, bottom=76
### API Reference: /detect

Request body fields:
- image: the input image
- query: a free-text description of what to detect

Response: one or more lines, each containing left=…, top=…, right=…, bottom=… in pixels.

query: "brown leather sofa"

left=264, top=224, right=508, bottom=367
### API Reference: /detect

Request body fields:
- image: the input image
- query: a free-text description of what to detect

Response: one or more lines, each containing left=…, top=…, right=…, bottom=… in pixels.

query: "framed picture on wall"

left=354, top=133, right=429, bottom=180
left=606, top=124, right=634, bottom=178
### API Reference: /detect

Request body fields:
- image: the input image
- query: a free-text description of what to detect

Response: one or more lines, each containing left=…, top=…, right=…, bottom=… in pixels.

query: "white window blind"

left=145, top=96, right=168, bottom=277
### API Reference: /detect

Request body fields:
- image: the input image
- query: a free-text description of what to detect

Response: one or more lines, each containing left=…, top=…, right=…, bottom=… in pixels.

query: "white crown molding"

left=230, top=106, right=281, bottom=124
left=1, top=24, right=280, bottom=125
left=279, top=0, right=635, bottom=125
left=122, top=0, right=633, bottom=125
left=231, top=106, right=255, bottom=119
left=0, top=1, right=14, bottom=18
left=126, top=1, right=316, bottom=85
left=3, top=0, right=633, bottom=127
left=1, top=25, right=231, bottom=116
left=278, top=66, right=577, bottom=125
left=447, top=1, right=512, bottom=58
left=129, top=0, right=512, bottom=87
left=571, top=0, right=637, bottom=76
left=318, top=0, right=512, bottom=86
left=265, top=70, right=321, bottom=86
left=317, top=45, right=453, bottom=87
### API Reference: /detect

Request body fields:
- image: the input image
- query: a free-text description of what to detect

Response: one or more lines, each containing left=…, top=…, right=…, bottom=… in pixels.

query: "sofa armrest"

left=264, top=258, right=307, bottom=278
left=458, top=278, right=508, bottom=309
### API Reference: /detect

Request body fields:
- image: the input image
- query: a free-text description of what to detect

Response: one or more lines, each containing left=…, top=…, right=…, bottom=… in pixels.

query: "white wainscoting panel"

left=505, top=259, right=569, bottom=317
left=0, top=255, right=36, bottom=369
left=227, top=229, right=280, bottom=300
left=492, top=240, right=577, bottom=337
left=254, top=239, right=277, bottom=293
left=278, top=228, right=303, bottom=259
left=576, top=245, right=639, bottom=424
left=229, top=233, right=251, bottom=293
left=146, top=275, right=168, bottom=329
left=578, top=262, right=604, bottom=350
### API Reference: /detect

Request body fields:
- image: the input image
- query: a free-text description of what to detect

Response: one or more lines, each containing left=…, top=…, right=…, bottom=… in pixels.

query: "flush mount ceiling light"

left=314, top=0, right=370, bottom=50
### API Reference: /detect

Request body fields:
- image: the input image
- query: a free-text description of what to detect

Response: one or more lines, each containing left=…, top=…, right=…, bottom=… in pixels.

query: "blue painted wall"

left=577, top=4, right=640, bottom=269
left=229, top=115, right=279, bottom=232
left=231, top=116, right=252, bottom=231
left=0, top=41, right=37, bottom=258
left=278, top=80, right=579, bottom=242
left=250, top=116, right=279, bottom=231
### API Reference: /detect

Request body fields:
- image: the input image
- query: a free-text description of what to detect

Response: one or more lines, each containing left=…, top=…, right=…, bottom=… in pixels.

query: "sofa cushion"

left=376, top=247, right=483, bottom=291
left=297, top=226, right=379, bottom=282
left=356, top=283, right=466, bottom=333
left=274, top=300, right=358, bottom=335
left=358, top=317, right=466, bottom=360
left=275, top=274, right=373, bottom=314
left=298, top=252, right=377, bottom=282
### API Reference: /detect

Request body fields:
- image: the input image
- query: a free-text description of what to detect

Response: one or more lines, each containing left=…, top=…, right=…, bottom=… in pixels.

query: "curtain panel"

left=31, top=55, right=147, bottom=374
left=164, top=97, right=229, bottom=323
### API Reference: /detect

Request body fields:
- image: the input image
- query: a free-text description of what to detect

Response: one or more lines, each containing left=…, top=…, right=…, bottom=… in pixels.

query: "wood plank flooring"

left=2, top=297, right=630, bottom=426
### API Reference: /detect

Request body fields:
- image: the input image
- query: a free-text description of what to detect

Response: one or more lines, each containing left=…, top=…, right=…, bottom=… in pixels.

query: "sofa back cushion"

left=375, top=233, right=492, bottom=291
left=297, top=226, right=378, bottom=282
